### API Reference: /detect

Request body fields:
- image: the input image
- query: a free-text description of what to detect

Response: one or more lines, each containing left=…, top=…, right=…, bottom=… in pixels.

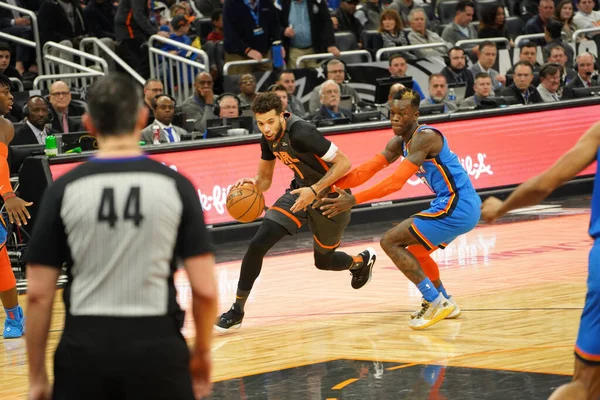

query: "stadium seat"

left=438, top=1, right=458, bottom=24
left=361, top=30, right=383, bottom=57
left=194, top=18, right=213, bottom=43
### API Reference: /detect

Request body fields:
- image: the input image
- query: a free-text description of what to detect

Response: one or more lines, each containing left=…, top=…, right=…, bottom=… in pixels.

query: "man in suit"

left=440, top=47, right=475, bottom=98
left=499, top=61, right=543, bottom=105
left=181, top=72, right=214, bottom=134
left=277, top=0, right=340, bottom=69
left=547, top=45, right=577, bottom=86
left=563, top=53, right=598, bottom=99
left=12, top=96, right=57, bottom=145
left=420, top=74, right=459, bottom=113
left=48, top=81, right=85, bottom=133
left=459, top=72, right=495, bottom=109
left=141, top=94, right=189, bottom=144
left=469, top=41, right=506, bottom=91
left=312, top=80, right=352, bottom=123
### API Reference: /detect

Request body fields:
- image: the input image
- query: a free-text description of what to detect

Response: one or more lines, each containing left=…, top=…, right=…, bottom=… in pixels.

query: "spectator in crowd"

left=238, top=73, right=257, bottom=106
left=83, top=0, right=116, bottom=40
left=12, top=96, right=57, bottom=145
left=355, top=0, right=381, bottom=30
left=478, top=3, right=509, bottom=44
left=507, top=42, right=541, bottom=74
left=203, top=93, right=251, bottom=137
left=312, top=79, right=352, bottom=122
left=276, top=70, right=306, bottom=117
left=573, top=0, right=600, bottom=30
left=270, top=84, right=289, bottom=112
left=332, top=0, right=363, bottom=42
left=308, top=58, right=361, bottom=112
left=459, top=72, right=494, bottom=108
left=555, top=0, right=580, bottom=39
left=388, top=54, right=425, bottom=99
left=544, top=18, right=574, bottom=66
left=143, top=79, right=163, bottom=126
left=48, top=81, right=85, bottom=133
left=547, top=44, right=577, bottom=84
left=389, top=0, right=416, bottom=27
left=441, top=0, right=477, bottom=46
left=182, top=72, right=215, bottom=134
left=470, top=40, right=506, bottom=90
left=278, top=0, right=340, bottom=69
left=206, top=9, right=224, bottom=42
left=379, top=9, right=409, bottom=48
left=440, top=46, right=475, bottom=98
left=537, top=63, right=562, bottom=102
left=524, top=0, right=555, bottom=45
left=563, top=53, right=598, bottom=98
left=0, top=2, right=35, bottom=76
left=420, top=73, right=459, bottom=112
left=115, top=0, right=169, bottom=78
left=0, top=42, right=21, bottom=82
left=159, top=14, right=197, bottom=82
left=385, top=82, right=405, bottom=114
left=407, top=8, right=449, bottom=58
left=499, top=61, right=543, bottom=104
left=142, top=94, right=189, bottom=144
left=223, top=0, right=282, bottom=75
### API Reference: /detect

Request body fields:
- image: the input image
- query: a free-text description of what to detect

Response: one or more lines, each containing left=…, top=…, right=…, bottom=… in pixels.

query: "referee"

left=25, top=74, right=217, bottom=400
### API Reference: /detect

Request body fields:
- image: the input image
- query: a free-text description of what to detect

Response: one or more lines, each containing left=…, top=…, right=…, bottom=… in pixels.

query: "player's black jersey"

left=260, top=114, right=338, bottom=188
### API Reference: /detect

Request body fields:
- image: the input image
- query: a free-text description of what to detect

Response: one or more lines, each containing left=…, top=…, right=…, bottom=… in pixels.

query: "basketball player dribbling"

left=215, top=92, right=377, bottom=332
left=482, top=121, right=600, bottom=399
left=0, top=74, right=32, bottom=339
left=320, top=88, right=481, bottom=330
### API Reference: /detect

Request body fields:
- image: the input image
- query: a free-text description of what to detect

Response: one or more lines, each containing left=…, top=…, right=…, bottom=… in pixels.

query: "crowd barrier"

left=47, top=98, right=600, bottom=227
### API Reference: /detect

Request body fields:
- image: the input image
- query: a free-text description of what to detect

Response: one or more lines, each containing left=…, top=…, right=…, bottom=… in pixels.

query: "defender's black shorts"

left=53, top=316, right=194, bottom=400
left=265, top=189, right=351, bottom=253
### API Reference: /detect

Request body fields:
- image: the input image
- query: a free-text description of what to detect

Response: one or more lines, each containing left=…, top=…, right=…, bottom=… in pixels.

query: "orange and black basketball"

left=226, top=183, right=265, bottom=223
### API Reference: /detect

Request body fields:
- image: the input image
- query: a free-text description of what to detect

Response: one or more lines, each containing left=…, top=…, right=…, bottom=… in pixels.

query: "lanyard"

left=244, top=0, right=260, bottom=26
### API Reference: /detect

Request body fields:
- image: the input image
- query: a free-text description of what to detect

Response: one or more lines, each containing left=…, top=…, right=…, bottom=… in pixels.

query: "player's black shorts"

left=53, top=316, right=194, bottom=400
left=265, top=188, right=351, bottom=253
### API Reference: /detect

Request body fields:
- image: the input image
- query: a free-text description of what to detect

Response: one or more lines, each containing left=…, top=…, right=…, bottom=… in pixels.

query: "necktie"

left=165, top=127, right=175, bottom=142
left=588, top=82, right=593, bottom=88
left=40, top=129, right=46, bottom=144
left=62, top=113, right=69, bottom=133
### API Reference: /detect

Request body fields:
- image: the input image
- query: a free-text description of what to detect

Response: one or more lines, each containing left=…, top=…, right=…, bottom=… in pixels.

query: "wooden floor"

left=0, top=211, right=592, bottom=398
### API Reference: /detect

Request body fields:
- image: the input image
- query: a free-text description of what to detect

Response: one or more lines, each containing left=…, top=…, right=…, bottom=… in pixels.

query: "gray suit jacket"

left=470, top=63, right=503, bottom=90
left=181, top=94, right=216, bottom=133
left=141, top=121, right=189, bottom=144
left=441, top=22, right=478, bottom=46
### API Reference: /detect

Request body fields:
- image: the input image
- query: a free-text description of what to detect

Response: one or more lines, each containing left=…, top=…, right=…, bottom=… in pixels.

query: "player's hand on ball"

left=290, top=186, right=317, bottom=213
left=233, top=178, right=257, bottom=189
left=320, top=186, right=356, bottom=218
left=481, top=196, right=504, bottom=223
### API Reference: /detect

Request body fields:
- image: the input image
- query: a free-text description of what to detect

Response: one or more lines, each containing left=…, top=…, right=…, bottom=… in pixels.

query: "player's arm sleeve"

left=289, top=123, right=336, bottom=161
left=25, top=183, right=69, bottom=268
left=354, top=159, right=419, bottom=204
left=260, top=135, right=277, bottom=161
left=175, top=176, right=214, bottom=259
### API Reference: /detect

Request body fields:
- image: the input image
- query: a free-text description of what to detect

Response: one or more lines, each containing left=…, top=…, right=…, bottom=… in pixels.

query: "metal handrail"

left=44, top=55, right=105, bottom=74
left=149, top=47, right=207, bottom=102
left=572, top=27, right=600, bottom=43
left=223, top=58, right=270, bottom=76
left=9, top=78, right=23, bottom=92
left=514, top=32, right=568, bottom=47
left=42, top=41, right=109, bottom=76
left=33, top=72, right=104, bottom=90
left=79, top=37, right=145, bottom=85
left=148, top=35, right=209, bottom=69
left=295, top=50, right=373, bottom=68
left=376, top=43, right=449, bottom=61
left=0, top=2, right=42, bottom=75
left=456, top=37, right=510, bottom=48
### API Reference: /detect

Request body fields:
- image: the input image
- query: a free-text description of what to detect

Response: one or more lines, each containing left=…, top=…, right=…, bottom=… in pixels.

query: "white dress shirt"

left=26, top=121, right=47, bottom=144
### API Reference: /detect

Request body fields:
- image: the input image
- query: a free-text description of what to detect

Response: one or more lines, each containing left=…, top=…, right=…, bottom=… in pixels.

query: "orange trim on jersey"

left=575, top=345, right=600, bottom=362
left=270, top=206, right=302, bottom=228
left=125, top=10, right=134, bottom=38
left=0, top=143, right=13, bottom=196
left=416, top=158, right=456, bottom=217
left=314, top=154, right=330, bottom=173
left=410, top=223, right=435, bottom=250
left=313, top=235, right=340, bottom=250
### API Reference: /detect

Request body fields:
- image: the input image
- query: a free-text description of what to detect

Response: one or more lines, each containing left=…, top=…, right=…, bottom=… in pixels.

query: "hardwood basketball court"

left=0, top=200, right=591, bottom=399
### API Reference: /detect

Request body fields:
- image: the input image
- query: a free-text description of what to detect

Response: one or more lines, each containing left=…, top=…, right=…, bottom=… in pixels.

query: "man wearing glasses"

left=48, top=81, right=85, bottom=133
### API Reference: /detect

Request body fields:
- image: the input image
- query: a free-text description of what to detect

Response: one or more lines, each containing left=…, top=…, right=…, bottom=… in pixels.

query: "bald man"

left=48, top=81, right=85, bottom=133
left=182, top=72, right=216, bottom=133
left=13, top=96, right=58, bottom=145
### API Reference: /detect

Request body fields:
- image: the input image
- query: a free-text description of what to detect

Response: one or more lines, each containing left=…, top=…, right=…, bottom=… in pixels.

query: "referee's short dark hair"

left=251, top=92, right=283, bottom=115
left=87, top=73, right=143, bottom=137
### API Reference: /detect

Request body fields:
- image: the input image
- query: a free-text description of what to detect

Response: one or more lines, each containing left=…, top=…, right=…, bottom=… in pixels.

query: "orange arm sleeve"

left=0, top=143, right=13, bottom=197
left=335, top=153, right=390, bottom=189
left=354, top=159, right=419, bottom=204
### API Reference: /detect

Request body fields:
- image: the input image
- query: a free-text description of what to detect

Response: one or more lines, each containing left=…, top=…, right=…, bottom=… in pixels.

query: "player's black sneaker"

left=350, top=247, right=377, bottom=289
left=214, top=304, right=244, bottom=333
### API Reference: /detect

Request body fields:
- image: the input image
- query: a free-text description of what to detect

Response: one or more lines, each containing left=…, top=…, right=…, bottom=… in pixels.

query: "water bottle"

left=271, top=40, right=284, bottom=69
left=448, top=88, right=456, bottom=102
left=45, top=135, right=58, bottom=157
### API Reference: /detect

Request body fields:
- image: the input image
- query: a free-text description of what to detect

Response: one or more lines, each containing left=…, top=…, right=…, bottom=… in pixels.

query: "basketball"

left=226, top=183, right=265, bottom=223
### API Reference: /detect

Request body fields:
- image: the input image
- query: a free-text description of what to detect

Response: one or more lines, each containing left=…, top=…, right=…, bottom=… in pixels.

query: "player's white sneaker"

left=410, top=296, right=461, bottom=319
left=408, top=293, right=455, bottom=330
